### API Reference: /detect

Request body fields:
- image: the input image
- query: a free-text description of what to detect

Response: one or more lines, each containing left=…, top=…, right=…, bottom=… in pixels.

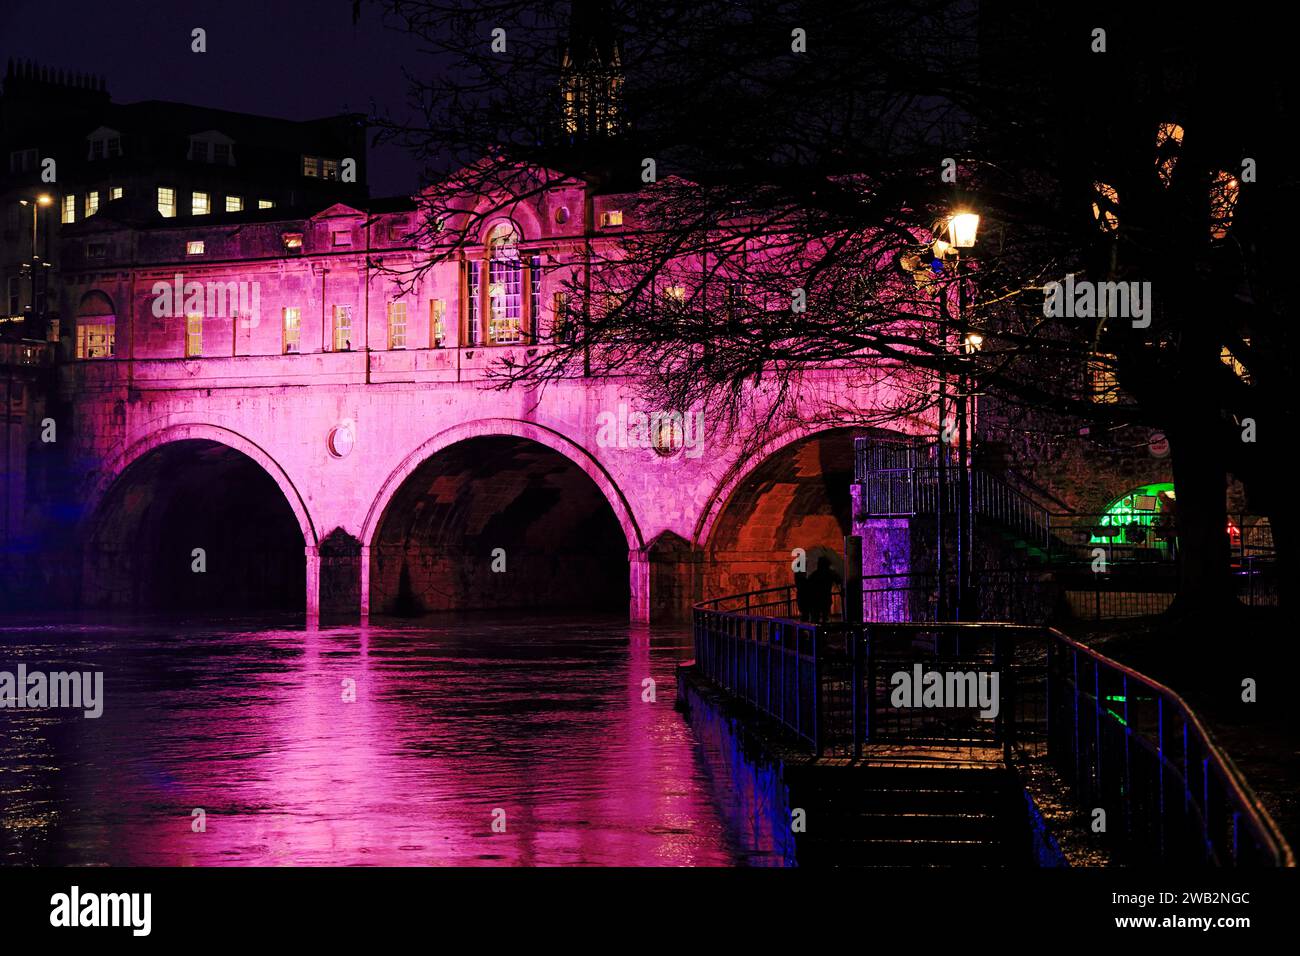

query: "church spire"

left=559, top=0, right=624, bottom=142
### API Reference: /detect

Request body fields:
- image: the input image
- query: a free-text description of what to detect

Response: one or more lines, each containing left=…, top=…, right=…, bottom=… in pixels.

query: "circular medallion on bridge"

left=328, top=422, right=355, bottom=458
left=652, top=416, right=684, bottom=457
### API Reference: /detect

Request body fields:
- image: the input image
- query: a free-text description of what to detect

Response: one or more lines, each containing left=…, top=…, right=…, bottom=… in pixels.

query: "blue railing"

left=691, top=591, right=1294, bottom=867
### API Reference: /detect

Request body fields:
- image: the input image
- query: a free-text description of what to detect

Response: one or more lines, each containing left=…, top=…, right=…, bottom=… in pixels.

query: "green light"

left=1091, top=482, right=1175, bottom=548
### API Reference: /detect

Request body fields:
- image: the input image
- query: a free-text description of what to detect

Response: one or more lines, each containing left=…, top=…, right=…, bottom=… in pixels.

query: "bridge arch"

left=81, top=423, right=316, bottom=611
left=362, top=419, right=642, bottom=616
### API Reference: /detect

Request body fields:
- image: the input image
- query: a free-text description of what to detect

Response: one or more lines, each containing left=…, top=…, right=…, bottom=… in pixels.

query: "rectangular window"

left=225, top=195, right=243, bottom=212
left=62, top=194, right=76, bottom=224
left=466, top=263, right=481, bottom=346
left=1087, top=353, right=1119, bottom=404
left=107, top=137, right=121, bottom=158
left=76, top=322, right=115, bottom=359
left=189, top=139, right=209, bottom=162
left=333, top=305, right=353, bottom=351
left=332, top=230, right=352, bottom=246
left=283, top=233, right=303, bottom=251
left=213, top=143, right=230, bottom=165
left=158, top=187, right=176, bottom=218
left=283, top=307, right=301, bottom=354
left=90, top=139, right=105, bottom=160
left=85, top=191, right=99, bottom=217
left=9, top=148, right=38, bottom=173
left=387, top=301, right=408, bottom=349
left=110, top=186, right=123, bottom=201
left=552, top=292, right=570, bottom=342
left=431, top=299, right=446, bottom=347
left=488, top=258, right=523, bottom=344
left=600, top=210, right=623, bottom=227
left=258, top=199, right=274, bottom=209
left=388, top=219, right=408, bottom=242
left=322, top=158, right=339, bottom=180
left=529, top=255, right=542, bottom=339
left=185, top=313, right=203, bottom=357
left=302, top=156, right=319, bottom=177
left=192, top=191, right=210, bottom=215
left=87, top=242, right=107, bottom=259
left=186, top=240, right=205, bottom=256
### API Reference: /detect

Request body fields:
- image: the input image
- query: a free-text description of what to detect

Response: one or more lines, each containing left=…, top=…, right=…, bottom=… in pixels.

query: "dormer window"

left=189, top=131, right=236, bottom=165
left=86, top=127, right=122, bottom=161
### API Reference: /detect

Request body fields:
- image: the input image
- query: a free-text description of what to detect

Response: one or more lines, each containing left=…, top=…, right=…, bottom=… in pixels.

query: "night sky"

left=0, top=0, right=426, bottom=196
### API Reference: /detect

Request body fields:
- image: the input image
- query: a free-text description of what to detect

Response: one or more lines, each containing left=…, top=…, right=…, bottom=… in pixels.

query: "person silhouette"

left=805, top=556, right=840, bottom=623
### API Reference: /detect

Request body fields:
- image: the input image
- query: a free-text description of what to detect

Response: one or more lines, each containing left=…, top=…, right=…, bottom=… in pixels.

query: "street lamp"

left=17, top=195, right=53, bottom=335
left=934, top=209, right=979, bottom=620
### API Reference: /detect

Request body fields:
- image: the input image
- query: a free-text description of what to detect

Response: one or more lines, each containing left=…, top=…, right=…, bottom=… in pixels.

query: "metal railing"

left=1043, top=630, right=1293, bottom=867
left=690, top=593, right=1294, bottom=867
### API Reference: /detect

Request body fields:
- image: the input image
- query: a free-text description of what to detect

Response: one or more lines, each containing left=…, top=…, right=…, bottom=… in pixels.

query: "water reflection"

left=0, top=613, right=784, bottom=866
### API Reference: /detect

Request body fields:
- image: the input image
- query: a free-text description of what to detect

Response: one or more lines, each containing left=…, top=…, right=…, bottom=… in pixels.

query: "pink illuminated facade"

left=45, top=165, right=926, bottom=623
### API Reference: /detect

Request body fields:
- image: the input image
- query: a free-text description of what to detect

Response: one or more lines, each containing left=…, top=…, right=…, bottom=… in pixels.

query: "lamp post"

left=18, top=194, right=52, bottom=337
left=936, top=211, right=979, bottom=620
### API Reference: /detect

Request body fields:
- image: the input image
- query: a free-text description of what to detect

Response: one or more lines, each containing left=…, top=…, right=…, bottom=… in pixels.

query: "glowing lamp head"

left=37, top=194, right=52, bottom=206
left=947, top=212, right=980, bottom=249
left=964, top=332, right=984, bottom=353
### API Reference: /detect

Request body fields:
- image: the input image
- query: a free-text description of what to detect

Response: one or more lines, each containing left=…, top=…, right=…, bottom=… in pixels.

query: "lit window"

left=62, top=195, right=76, bottom=224
left=226, top=195, right=243, bottom=212
left=110, top=186, right=123, bottom=201
left=283, top=233, right=303, bottom=251
left=158, top=187, right=176, bottom=219
left=332, top=230, right=352, bottom=246
left=600, top=210, right=623, bottom=227
left=333, top=305, right=353, bottom=351
left=85, top=191, right=99, bottom=217
left=552, top=291, right=571, bottom=342
left=192, top=191, right=210, bottom=216
left=185, top=313, right=203, bottom=357
left=186, top=240, right=205, bottom=256
left=322, top=158, right=339, bottom=180
left=258, top=199, right=274, bottom=209
left=1087, top=353, right=1119, bottom=404
left=387, top=301, right=407, bottom=349
left=1091, top=183, right=1119, bottom=233
left=1220, top=344, right=1251, bottom=382
left=487, top=222, right=522, bottom=344
left=431, top=299, right=446, bottom=347
left=1155, top=122, right=1184, bottom=188
left=1209, top=171, right=1240, bottom=240
left=283, top=307, right=301, bottom=354
left=466, top=262, right=481, bottom=347
left=302, top=156, right=319, bottom=177
left=76, top=322, right=115, bottom=359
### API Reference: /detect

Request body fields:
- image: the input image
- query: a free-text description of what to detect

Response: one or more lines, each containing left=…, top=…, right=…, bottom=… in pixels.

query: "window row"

left=156, top=188, right=273, bottom=219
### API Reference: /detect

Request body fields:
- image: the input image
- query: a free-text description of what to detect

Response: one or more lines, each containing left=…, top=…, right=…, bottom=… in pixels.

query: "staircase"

left=789, top=761, right=1029, bottom=866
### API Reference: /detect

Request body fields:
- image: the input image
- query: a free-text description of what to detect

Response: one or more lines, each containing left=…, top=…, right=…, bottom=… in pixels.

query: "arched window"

left=76, top=291, right=116, bottom=359
left=487, top=222, right=523, bottom=344
left=464, top=220, right=541, bottom=347
left=1091, top=483, right=1175, bottom=550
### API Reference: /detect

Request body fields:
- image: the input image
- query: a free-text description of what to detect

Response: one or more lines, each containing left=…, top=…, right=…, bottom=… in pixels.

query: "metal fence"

left=690, top=593, right=1294, bottom=867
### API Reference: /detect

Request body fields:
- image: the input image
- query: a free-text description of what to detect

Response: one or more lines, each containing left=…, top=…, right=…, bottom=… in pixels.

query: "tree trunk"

left=1165, top=414, right=1237, bottom=623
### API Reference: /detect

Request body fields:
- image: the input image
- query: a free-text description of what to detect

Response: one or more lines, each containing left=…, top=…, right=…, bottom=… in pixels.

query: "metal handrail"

left=690, top=593, right=1295, bottom=867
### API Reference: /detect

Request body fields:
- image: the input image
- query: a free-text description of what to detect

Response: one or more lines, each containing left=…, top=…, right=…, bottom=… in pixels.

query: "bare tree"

left=364, top=0, right=1295, bottom=619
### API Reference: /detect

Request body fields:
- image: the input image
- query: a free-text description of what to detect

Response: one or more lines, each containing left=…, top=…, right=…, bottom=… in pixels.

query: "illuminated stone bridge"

left=55, top=179, right=925, bottom=623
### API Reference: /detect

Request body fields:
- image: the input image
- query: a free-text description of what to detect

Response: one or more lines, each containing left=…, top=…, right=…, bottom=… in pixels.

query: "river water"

left=0, top=614, right=783, bottom=866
